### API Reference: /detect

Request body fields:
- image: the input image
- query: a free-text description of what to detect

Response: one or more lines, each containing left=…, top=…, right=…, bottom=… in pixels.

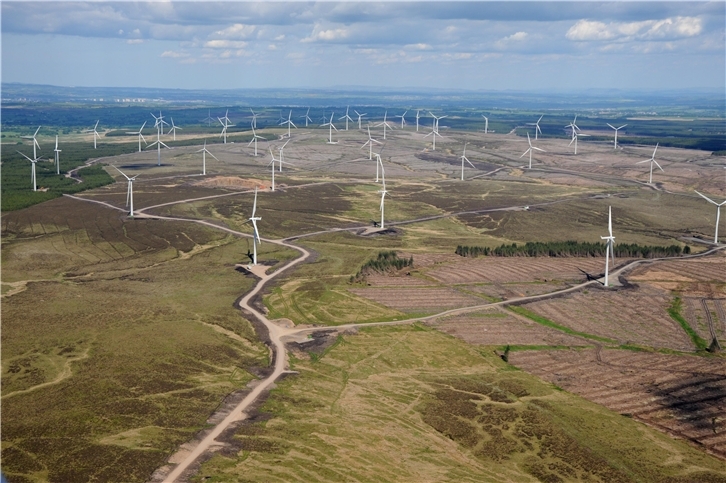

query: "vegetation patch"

left=350, top=250, right=413, bottom=283
left=667, top=295, right=709, bottom=351
left=508, top=306, right=617, bottom=344
left=456, top=241, right=689, bottom=258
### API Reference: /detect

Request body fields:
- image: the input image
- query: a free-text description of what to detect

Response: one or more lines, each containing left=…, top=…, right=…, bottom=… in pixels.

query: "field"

left=2, top=113, right=726, bottom=482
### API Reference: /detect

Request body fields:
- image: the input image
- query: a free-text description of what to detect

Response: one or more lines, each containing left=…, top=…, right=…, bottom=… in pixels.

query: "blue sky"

left=2, top=1, right=724, bottom=91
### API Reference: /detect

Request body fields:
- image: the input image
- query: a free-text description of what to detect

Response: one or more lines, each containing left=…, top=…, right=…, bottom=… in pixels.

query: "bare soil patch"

left=348, top=287, right=484, bottom=312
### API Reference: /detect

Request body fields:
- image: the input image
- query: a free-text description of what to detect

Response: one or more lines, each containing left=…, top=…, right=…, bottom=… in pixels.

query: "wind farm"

left=2, top=2, right=725, bottom=481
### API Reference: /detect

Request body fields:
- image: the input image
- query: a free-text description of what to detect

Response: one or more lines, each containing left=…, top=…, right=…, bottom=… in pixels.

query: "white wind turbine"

left=280, top=110, right=297, bottom=138
left=250, top=108, right=258, bottom=129
left=151, top=111, right=168, bottom=135
left=17, top=151, right=39, bottom=191
left=168, top=118, right=182, bottom=141
left=395, top=110, right=408, bottom=129
left=695, top=191, right=726, bottom=244
left=114, top=166, right=138, bottom=217
left=355, top=110, right=367, bottom=130
left=600, top=206, right=615, bottom=287
left=321, top=112, right=338, bottom=144
left=569, top=130, right=590, bottom=155
left=22, top=126, right=41, bottom=160
left=248, top=125, right=266, bottom=156
left=374, top=152, right=383, bottom=183
left=218, top=116, right=230, bottom=144
left=268, top=147, right=278, bottom=191
left=429, top=112, right=447, bottom=133
left=565, top=114, right=581, bottom=141
left=607, top=123, right=627, bottom=149
left=146, top=128, right=170, bottom=166
left=460, top=143, right=475, bottom=180
left=521, top=132, right=545, bottom=169
left=300, top=108, right=313, bottom=127
left=278, top=139, right=292, bottom=172
left=527, top=115, right=543, bottom=140
left=126, top=121, right=147, bottom=152
left=378, top=160, right=389, bottom=229
left=85, top=121, right=101, bottom=149
left=376, top=110, right=394, bottom=140
left=339, top=106, right=354, bottom=131
left=482, top=115, right=489, bottom=134
left=636, top=143, right=663, bottom=184
left=361, top=126, right=382, bottom=160
left=415, top=109, right=421, bottom=132
left=424, top=121, right=444, bottom=151
left=248, top=188, right=262, bottom=265
left=202, top=110, right=214, bottom=126
left=54, top=135, right=61, bottom=175
left=197, top=140, right=218, bottom=176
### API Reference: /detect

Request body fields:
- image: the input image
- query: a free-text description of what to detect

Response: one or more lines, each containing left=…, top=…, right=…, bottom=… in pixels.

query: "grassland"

left=192, top=325, right=726, bottom=482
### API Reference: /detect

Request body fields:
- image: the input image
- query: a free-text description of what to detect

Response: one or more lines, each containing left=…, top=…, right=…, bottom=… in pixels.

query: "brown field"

left=428, top=307, right=588, bottom=346
left=348, top=287, right=484, bottom=313
left=462, top=281, right=568, bottom=299
left=521, top=288, right=694, bottom=350
left=509, top=348, right=726, bottom=459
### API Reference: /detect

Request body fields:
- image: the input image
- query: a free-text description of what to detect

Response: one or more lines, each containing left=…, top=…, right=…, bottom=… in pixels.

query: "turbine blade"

left=694, top=190, right=718, bottom=205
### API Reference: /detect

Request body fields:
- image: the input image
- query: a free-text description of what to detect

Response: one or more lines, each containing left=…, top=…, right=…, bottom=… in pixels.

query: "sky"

left=2, top=1, right=725, bottom=92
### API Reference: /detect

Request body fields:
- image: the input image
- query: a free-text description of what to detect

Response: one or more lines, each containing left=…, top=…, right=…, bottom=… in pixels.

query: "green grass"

left=667, top=296, right=709, bottom=351
left=508, top=305, right=617, bottom=344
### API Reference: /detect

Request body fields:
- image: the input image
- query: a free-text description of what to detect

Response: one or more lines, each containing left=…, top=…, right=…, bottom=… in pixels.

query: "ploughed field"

left=509, top=348, right=726, bottom=460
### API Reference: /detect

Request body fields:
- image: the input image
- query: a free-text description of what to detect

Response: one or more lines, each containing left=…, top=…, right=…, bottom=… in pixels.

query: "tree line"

left=350, top=251, right=414, bottom=283
left=455, top=241, right=689, bottom=258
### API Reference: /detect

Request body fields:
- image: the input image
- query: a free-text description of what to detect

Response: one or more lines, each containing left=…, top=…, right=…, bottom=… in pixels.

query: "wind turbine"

left=250, top=108, right=258, bottom=129
left=378, top=160, right=388, bottom=229
left=376, top=110, right=394, bottom=140
left=526, top=115, right=543, bottom=140
left=278, top=139, right=291, bottom=172
left=374, top=152, right=383, bottom=183
left=636, top=144, right=663, bottom=184
left=482, top=115, right=489, bottom=134
left=600, top=206, right=615, bottom=287
left=202, top=110, right=214, bottom=127
left=424, top=122, right=444, bottom=150
left=361, top=126, right=382, bottom=160
left=354, top=110, right=367, bottom=130
left=321, top=112, right=338, bottom=144
left=22, top=126, right=41, bottom=160
left=17, top=151, right=39, bottom=191
left=168, top=118, right=182, bottom=141
left=395, top=110, right=408, bottom=129
left=54, top=135, right=61, bottom=175
left=218, top=116, right=230, bottom=144
left=339, top=106, right=354, bottom=131
left=85, top=121, right=101, bottom=149
left=197, top=140, right=218, bottom=176
left=280, top=110, right=297, bottom=138
left=520, top=132, right=545, bottom=169
left=300, top=108, right=313, bottom=127
left=268, top=147, right=278, bottom=191
left=569, top=130, right=590, bottom=155
left=248, top=125, right=266, bottom=156
left=248, top=188, right=262, bottom=265
left=151, top=111, right=168, bottom=135
left=460, top=143, right=475, bottom=180
left=114, top=166, right=138, bottom=217
left=146, top=128, right=170, bottom=166
left=415, top=109, right=421, bottom=132
left=695, top=191, right=726, bottom=244
left=429, top=112, right=447, bottom=133
left=607, top=123, right=627, bottom=149
left=565, top=115, right=581, bottom=140
left=126, top=121, right=147, bottom=152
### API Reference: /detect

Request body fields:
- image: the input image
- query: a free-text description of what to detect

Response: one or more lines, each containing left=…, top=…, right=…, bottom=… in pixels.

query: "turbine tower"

left=607, top=123, right=627, bottom=149
left=361, top=126, right=382, bottom=160
left=355, top=110, right=367, bottom=130
left=114, top=166, right=138, bottom=217
left=280, top=110, right=297, bottom=138
left=85, top=121, right=101, bottom=149
left=197, top=140, right=218, bottom=176
left=569, top=130, right=589, bottom=155
left=54, top=135, right=61, bottom=175
left=250, top=108, right=258, bottom=129
left=460, top=143, right=475, bottom=181
left=278, top=139, right=291, bottom=172
left=268, top=147, right=278, bottom=191
left=218, top=116, right=230, bottom=144
left=415, top=109, right=421, bottom=132
left=151, top=111, right=168, bottom=135
left=168, top=118, right=182, bottom=141
left=424, top=121, right=444, bottom=151
left=565, top=114, right=581, bottom=141
left=248, top=188, right=262, bottom=265
left=600, top=206, right=615, bottom=287
left=17, top=151, right=39, bottom=191
left=482, top=115, right=489, bottom=134
left=300, top=108, right=313, bottom=127
left=339, top=106, right=354, bottom=131
left=146, top=128, right=170, bottom=166
left=520, top=132, right=545, bottom=169
left=526, top=115, right=543, bottom=140
left=22, top=126, right=41, bottom=160
left=695, top=191, right=726, bottom=244
left=395, top=110, right=408, bottom=129
left=636, top=143, right=663, bottom=184
left=248, top=125, right=266, bottom=156
left=321, top=112, right=338, bottom=144
left=378, top=161, right=388, bottom=229
left=126, top=121, right=147, bottom=152
left=376, top=110, right=394, bottom=140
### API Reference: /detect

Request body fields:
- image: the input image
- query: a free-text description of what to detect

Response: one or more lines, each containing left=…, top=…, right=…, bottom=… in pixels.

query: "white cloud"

left=204, top=40, right=248, bottom=49
left=302, top=26, right=349, bottom=42
left=160, top=50, right=189, bottom=58
left=126, top=39, right=143, bottom=45
left=566, top=17, right=703, bottom=42
left=405, top=43, right=432, bottom=50
left=213, top=23, right=256, bottom=39
left=505, top=31, right=528, bottom=42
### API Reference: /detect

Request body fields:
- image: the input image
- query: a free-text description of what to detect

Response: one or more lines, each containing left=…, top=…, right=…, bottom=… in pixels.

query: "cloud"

left=405, top=43, right=432, bottom=50
left=566, top=17, right=703, bottom=42
left=302, top=26, right=349, bottom=43
left=213, top=23, right=256, bottom=39
left=160, top=50, right=189, bottom=58
left=126, top=39, right=144, bottom=44
left=204, top=40, right=248, bottom=49
left=504, top=31, right=528, bottom=42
